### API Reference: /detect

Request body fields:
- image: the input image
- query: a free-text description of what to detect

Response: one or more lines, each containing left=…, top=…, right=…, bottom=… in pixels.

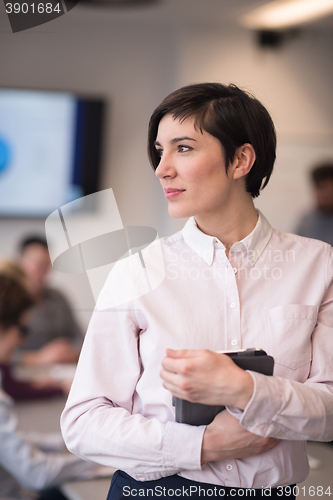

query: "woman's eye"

left=155, top=148, right=163, bottom=157
left=178, top=145, right=191, bottom=153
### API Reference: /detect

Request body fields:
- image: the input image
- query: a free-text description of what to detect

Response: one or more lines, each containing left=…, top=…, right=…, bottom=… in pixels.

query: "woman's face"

left=154, top=113, right=234, bottom=221
left=19, top=244, right=51, bottom=297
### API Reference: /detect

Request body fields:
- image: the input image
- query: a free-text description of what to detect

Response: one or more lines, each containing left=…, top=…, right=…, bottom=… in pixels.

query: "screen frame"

left=0, top=86, right=107, bottom=219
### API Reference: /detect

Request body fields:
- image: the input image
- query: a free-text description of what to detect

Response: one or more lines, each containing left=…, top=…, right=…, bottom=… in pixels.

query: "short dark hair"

left=311, top=163, right=333, bottom=185
left=19, top=235, right=48, bottom=254
left=148, top=83, right=276, bottom=198
left=0, top=274, right=33, bottom=332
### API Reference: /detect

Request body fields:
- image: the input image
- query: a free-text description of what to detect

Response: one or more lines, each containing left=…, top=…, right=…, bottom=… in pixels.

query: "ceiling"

left=75, top=0, right=333, bottom=30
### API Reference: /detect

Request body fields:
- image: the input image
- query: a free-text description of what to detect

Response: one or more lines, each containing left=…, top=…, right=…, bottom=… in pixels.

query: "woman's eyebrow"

left=154, top=136, right=197, bottom=147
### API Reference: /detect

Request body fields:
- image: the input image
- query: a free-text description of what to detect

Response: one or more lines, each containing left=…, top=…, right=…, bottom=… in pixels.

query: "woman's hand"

left=201, top=410, right=277, bottom=463
left=160, top=348, right=254, bottom=410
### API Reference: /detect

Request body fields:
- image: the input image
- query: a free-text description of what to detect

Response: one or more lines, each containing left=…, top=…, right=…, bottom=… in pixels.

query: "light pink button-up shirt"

left=61, top=211, right=333, bottom=488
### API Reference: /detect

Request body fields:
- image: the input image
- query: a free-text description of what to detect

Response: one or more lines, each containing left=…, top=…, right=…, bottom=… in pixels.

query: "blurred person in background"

left=296, top=163, right=333, bottom=245
left=16, top=235, right=83, bottom=366
left=0, top=272, right=110, bottom=500
left=0, top=260, right=70, bottom=401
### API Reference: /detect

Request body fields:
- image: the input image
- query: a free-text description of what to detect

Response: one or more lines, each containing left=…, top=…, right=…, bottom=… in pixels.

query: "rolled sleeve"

left=237, top=371, right=333, bottom=441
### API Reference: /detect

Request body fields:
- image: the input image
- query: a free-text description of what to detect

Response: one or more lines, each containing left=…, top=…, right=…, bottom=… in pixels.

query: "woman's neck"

left=194, top=194, right=258, bottom=256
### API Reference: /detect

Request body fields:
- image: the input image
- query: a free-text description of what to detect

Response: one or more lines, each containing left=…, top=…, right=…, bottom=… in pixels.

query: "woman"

left=0, top=273, right=108, bottom=499
left=61, top=83, right=333, bottom=499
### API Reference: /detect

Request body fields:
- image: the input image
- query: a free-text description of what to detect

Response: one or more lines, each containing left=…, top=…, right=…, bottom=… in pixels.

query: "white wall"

left=1, top=3, right=333, bottom=330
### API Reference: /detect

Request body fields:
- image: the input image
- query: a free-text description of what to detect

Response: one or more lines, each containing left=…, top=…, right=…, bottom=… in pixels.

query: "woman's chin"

left=168, top=205, right=193, bottom=219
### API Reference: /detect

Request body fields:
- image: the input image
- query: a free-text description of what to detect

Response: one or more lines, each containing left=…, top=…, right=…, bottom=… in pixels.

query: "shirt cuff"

left=164, top=420, right=205, bottom=471
left=238, top=371, right=283, bottom=436
left=226, top=370, right=257, bottom=420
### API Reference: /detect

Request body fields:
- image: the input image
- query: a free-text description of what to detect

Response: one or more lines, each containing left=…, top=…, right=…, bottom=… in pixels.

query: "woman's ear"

left=231, top=144, right=256, bottom=180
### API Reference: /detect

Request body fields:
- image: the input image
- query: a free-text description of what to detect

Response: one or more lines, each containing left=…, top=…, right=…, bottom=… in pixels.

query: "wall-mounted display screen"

left=0, top=89, right=105, bottom=217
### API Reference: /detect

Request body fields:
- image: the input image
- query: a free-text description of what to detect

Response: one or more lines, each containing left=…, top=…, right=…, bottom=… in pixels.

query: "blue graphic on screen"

left=0, top=90, right=77, bottom=216
left=0, top=90, right=94, bottom=216
left=0, top=136, right=11, bottom=175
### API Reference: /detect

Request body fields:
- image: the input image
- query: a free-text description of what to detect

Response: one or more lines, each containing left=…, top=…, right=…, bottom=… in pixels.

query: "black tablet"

left=173, top=348, right=274, bottom=426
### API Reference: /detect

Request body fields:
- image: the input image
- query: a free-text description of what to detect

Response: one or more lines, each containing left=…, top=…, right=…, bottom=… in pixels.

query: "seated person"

left=0, top=262, right=70, bottom=400
left=296, top=163, right=333, bottom=245
left=16, top=235, right=83, bottom=365
left=0, top=273, right=111, bottom=500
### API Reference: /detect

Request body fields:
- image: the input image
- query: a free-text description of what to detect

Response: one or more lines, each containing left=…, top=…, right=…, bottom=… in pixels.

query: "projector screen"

left=0, top=89, right=105, bottom=217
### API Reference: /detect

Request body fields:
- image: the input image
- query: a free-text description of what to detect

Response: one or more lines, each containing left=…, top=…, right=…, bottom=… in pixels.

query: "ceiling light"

left=239, top=0, right=333, bottom=30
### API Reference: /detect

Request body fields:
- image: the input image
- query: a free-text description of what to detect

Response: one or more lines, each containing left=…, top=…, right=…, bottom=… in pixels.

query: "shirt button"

left=231, top=339, right=238, bottom=346
left=248, top=420, right=255, bottom=427
left=233, top=268, right=237, bottom=274
left=226, top=464, right=233, bottom=471
left=230, top=302, right=236, bottom=308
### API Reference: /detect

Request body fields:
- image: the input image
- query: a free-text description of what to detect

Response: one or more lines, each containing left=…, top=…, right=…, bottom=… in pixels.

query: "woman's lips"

left=164, top=188, right=185, bottom=199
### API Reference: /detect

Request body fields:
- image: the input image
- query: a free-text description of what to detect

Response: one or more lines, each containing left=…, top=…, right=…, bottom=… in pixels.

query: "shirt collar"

left=182, top=210, right=273, bottom=266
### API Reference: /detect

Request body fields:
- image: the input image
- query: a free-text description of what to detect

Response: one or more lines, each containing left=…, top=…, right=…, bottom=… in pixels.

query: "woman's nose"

left=155, top=152, right=176, bottom=179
